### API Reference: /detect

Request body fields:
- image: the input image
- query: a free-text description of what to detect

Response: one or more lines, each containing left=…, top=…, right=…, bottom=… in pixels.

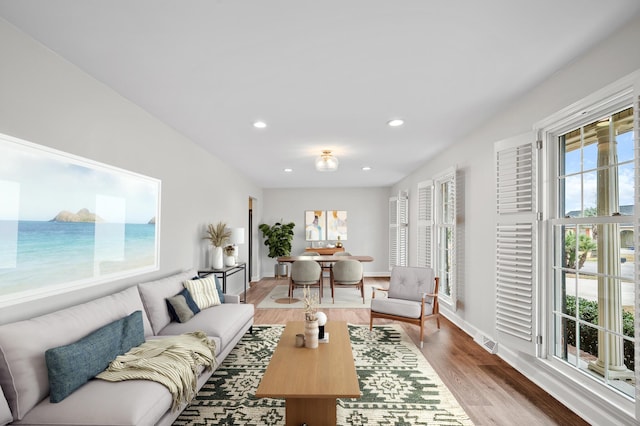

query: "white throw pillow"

left=183, top=276, right=221, bottom=309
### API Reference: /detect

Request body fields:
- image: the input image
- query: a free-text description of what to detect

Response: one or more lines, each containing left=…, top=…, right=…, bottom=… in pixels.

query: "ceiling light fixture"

left=387, top=118, right=404, bottom=127
left=362, top=166, right=372, bottom=171
left=315, top=150, right=339, bottom=172
left=283, top=168, right=293, bottom=173
left=253, top=120, right=267, bottom=129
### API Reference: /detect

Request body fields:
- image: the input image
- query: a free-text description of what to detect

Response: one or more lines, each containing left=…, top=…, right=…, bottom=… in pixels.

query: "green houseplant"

left=259, top=220, right=295, bottom=276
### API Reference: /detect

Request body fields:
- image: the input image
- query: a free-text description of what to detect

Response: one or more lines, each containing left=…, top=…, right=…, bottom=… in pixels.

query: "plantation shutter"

left=389, top=190, right=409, bottom=269
left=417, top=181, right=433, bottom=268
left=398, top=190, right=408, bottom=267
left=389, top=196, right=398, bottom=269
left=495, top=132, right=538, bottom=355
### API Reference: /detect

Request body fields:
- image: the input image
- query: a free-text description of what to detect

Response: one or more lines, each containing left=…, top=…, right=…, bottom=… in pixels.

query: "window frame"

left=417, top=167, right=457, bottom=309
left=535, top=71, right=639, bottom=410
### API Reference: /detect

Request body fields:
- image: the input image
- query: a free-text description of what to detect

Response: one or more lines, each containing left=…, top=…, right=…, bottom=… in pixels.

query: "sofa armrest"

left=223, top=294, right=240, bottom=304
left=0, top=385, right=13, bottom=426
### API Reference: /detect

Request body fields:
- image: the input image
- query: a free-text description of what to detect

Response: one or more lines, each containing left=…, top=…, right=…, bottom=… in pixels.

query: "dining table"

left=276, top=255, right=374, bottom=263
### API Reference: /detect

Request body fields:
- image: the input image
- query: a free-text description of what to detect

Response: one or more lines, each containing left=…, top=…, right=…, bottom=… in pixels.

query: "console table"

left=198, top=262, right=247, bottom=302
left=304, top=247, right=345, bottom=255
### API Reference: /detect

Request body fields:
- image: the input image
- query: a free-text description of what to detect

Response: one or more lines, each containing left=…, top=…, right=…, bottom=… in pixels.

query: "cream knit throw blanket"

left=96, top=331, right=217, bottom=410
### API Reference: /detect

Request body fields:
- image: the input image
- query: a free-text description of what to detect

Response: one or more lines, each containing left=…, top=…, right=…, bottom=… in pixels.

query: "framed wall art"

left=304, top=210, right=326, bottom=241
left=0, top=132, right=161, bottom=306
left=327, top=210, right=347, bottom=241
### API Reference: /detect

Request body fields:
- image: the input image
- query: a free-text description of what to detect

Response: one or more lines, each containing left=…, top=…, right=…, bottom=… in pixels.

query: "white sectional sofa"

left=0, top=269, right=254, bottom=426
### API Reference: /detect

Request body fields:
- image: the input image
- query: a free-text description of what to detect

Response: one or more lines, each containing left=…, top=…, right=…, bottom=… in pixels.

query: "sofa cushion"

left=0, top=286, right=151, bottom=421
left=45, top=311, right=144, bottom=403
left=138, top=269, right=197, bottom=335
left=183, top=276, right=221, bottom=309
left=158, top=303, right=254, bottom=351
left=193, top=274, right=225, bottom=303
left=18, top=378, right=173, bottom=426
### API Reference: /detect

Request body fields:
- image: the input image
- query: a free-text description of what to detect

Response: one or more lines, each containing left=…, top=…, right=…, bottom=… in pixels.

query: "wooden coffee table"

left=255, top=321, right=360, bottom=425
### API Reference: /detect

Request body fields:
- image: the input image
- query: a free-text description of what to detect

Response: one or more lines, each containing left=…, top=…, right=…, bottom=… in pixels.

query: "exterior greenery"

left=565, top=295, right=634, bottom=371
left=564, top=230, right=596, bottom=270
left=258, top=221, right=296, bottom=258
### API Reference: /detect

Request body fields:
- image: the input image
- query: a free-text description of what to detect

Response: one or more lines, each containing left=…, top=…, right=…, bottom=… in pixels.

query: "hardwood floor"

left=246, top=277, right=590, bottom=426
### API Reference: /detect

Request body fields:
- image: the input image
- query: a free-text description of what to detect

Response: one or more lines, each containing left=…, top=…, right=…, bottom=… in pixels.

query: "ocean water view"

left=0, top=220, right=157, bottom=295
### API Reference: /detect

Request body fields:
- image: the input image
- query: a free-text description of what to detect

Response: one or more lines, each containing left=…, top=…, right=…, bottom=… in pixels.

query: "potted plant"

left=258, top=220, right=295, bottom=277
left=203, top=221, right=231, bottom=269
left=224, top=244, right=236, bottom=267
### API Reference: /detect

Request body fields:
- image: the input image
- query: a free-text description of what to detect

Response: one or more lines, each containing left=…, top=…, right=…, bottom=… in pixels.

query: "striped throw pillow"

left=183, top=276, right=221, bottom=309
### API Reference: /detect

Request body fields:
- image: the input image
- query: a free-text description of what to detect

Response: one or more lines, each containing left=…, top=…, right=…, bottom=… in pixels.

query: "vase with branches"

left=303, top=285, right=319, bottom=348
left=204, top=221, right=231, bottom=269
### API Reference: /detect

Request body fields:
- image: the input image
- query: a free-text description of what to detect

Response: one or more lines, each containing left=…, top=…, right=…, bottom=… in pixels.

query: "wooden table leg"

left=285, top=398, right=336, bottom=426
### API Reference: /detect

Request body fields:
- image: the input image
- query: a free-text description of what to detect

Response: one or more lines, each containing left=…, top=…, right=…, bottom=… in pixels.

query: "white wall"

left=260, top=187, right=390, bottom=277
left=0, top=18, right=262, bottom=324
left=391, top=15, right=640, bottom=426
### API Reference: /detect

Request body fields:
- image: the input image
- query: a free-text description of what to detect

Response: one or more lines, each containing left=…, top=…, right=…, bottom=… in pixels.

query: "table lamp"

left=229, top=227, right=245, bottom=263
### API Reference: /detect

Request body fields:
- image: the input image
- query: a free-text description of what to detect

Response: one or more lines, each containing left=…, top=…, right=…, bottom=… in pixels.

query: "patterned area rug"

left=174, top=324, right=474, bottom=425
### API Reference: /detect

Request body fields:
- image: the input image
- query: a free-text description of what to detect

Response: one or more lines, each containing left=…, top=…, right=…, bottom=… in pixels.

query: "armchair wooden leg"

left=420, top=321, right=425, bottom=349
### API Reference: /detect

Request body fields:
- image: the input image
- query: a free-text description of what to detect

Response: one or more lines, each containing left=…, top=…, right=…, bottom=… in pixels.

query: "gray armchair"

left=369, top=266, right=440, bottom=348
left=330, top=259, right=365, bottom=304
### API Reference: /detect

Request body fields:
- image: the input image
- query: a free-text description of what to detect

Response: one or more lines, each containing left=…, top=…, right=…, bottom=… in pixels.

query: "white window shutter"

left=398, top=190, right=408, bottom=267
left=495, top=132, right=538, bottom=356
left=389, top=191, right=409, bottom=269
left=389, top=196, right=398, bottom=270
left=417, top=181, right=433, bottom=268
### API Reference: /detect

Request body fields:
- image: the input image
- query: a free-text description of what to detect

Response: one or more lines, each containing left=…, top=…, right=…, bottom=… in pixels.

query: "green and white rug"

left=174, top=324, right=474, bottom=425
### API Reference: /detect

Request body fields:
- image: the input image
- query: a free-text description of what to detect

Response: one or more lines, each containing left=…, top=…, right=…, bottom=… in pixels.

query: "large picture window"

left=0, top=133, right=161, bottom=307
left=551, top=105, right=635, bottom=399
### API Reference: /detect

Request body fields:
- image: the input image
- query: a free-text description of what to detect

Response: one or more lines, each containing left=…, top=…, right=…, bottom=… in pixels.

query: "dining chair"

left=300, top=250, right=331, bottom=286
left=289, top=260, right=323, bottom=303
left=330, top=259, right=365, bottom=304
left=369, top=266, right=440, bottom=348
left=334, top=251, right=352, bottom=256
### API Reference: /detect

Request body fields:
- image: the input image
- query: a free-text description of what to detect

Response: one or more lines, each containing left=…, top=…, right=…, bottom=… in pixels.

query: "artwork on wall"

left=304, top=210, right=326, bottom=241
left=327, top=210, right=347, bottom=241
left=0, top=132, right=161, bottom=306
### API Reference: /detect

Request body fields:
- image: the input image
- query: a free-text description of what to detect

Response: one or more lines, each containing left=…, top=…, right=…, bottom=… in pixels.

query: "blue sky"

left=563, top=131, right=634, bottom=214
left=0, top=138, right=159, bottom=224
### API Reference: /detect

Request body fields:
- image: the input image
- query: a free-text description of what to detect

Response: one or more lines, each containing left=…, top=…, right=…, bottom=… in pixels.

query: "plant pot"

left=212, top=246, right=223, bottom=269
left=274, top=262, right=288, bottom=278
left=224, top=255, right=235, bottom=267
left=304, top=319, right=319, bottom=349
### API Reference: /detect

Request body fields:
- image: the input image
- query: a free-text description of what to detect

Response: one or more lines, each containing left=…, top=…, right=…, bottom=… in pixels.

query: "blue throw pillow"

left=45, top=311, right=144, bottom=403
left=121, top=311, right=145, bottom=353
left=213, top=275, right=225, bottom=303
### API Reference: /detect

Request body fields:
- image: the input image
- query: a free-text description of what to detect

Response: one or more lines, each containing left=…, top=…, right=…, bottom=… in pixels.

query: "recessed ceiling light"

left=362, top=166, right=372, bottom=171
left=283, top=168, right=293, bottom=173
left=253, top=121, right=267, bottom=129
left=387, top=119, right=404, bottom=127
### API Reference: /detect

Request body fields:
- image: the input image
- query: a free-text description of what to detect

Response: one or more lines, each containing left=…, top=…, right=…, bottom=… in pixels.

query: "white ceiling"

left=1, top=1, right=639, bottom=188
